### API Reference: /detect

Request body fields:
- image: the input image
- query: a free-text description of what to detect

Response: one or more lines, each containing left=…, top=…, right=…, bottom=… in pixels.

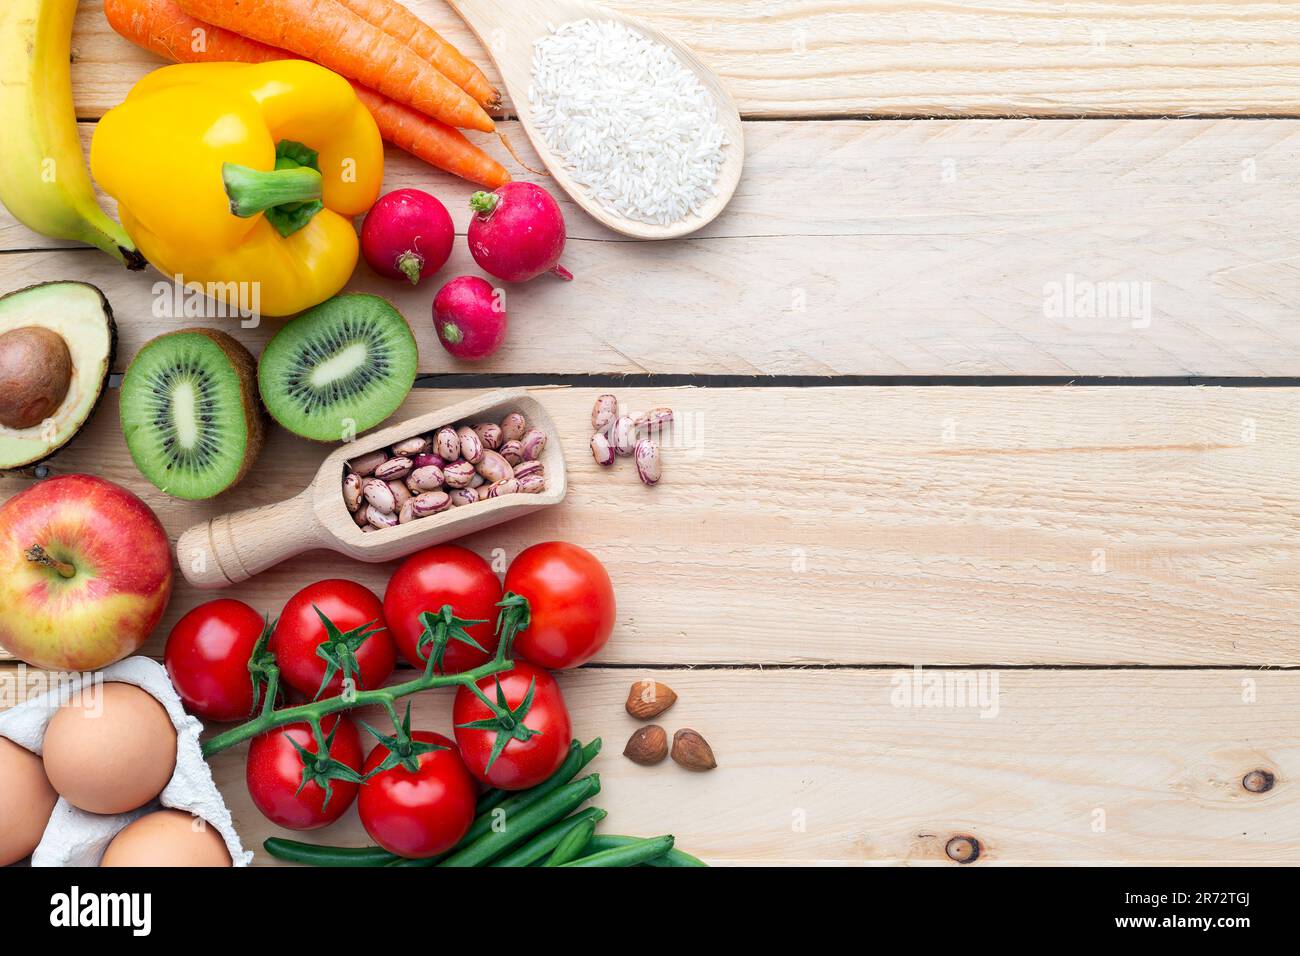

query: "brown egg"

left=0, top=737, right=58, bottom=865
left=101, top=810, right=232, bottom=867
left=42, top=682, right=177, bottom=815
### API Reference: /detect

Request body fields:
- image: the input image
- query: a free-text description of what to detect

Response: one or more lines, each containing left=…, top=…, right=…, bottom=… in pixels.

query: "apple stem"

left=25, top=544, right=75, bottom=579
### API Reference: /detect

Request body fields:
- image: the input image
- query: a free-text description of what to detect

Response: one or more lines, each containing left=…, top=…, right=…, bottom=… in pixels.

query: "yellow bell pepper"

left=91, top=60, right=383, bottom=317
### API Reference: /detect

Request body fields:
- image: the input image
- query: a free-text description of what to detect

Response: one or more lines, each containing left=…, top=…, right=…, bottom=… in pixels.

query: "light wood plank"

left=68, top=0, right=1300, bottom=119
left=6, top=119, right=1300, bottom=376
left=4, top=665, right=1297, bottom=865
left=0, top=386, right=1296, bottom=666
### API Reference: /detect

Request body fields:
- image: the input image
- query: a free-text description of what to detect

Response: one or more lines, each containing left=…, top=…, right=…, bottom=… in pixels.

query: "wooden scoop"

left=447, top=0, right=745, bottom=239
left=175, top=389, right=566, bottom=588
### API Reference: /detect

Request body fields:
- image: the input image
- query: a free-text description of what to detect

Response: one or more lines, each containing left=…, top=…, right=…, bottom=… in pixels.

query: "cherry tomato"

left=246, top=715, right=363, bottom=829
left=453, top=661, right=571, bottom=790
left=383, top=545, right=502, bottom=673
left=271, top=579, right=395, bottom=699
left=358, top=730, right=477, bottom=858
left=505, top=542, right=615, bottom=669
left=164, top=598, right=267, bottom=721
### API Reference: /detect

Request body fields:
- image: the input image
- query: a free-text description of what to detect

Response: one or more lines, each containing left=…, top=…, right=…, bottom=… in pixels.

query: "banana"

left=0, top=0, right=143, bottom=268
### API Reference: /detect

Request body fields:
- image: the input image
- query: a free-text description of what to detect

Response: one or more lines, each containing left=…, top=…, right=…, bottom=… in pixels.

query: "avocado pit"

left=0, top=326, right=73, bottom=429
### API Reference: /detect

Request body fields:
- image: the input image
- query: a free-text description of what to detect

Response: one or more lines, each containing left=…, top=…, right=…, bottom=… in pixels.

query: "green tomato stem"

left=202, top=642, right=513, bottom=758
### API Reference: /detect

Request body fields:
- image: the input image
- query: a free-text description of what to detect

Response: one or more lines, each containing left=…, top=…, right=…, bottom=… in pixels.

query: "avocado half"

left=0, top=282, right=116, bottom=471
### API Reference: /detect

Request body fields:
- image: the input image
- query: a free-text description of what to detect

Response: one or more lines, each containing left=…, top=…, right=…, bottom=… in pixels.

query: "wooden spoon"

left=175, top=389, right=566, bottom=588
left=448, top=0, right=744, bottom=239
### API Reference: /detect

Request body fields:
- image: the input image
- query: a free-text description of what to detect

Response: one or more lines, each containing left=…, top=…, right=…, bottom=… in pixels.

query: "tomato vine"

left=201, top=595, right=529, bottom=758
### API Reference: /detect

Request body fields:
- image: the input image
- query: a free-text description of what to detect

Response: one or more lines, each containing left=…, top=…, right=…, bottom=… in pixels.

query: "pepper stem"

left=223, top=163, right=323, bottom=218
left=25, top=544, right=75, bottom=579
left=469, top=190, right=500, bottom=215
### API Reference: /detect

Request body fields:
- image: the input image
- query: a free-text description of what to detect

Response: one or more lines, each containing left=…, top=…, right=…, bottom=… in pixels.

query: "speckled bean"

left=443, top=461, right=476, bottom=489
left=456, top=426, right=484, bottom=464
left=348, top=450, right=389, bottom=476
left=434, top=427, right=460, bottom=460
left=500, top=412, right=527, bottom=442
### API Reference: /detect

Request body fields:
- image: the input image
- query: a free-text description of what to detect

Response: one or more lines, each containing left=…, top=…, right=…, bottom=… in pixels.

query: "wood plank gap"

left=408, top=376, right=1300, bottom=389
left=578, top=662, right=1300, bottom=672
left=739, top=113, right=1300, bottom=122
left=93, top=375, right=1300, bottom=391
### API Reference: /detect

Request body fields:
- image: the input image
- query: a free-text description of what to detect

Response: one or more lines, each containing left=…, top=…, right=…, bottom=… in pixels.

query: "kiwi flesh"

left=257, top=294, right=417, bottom=442
left=119, top=329, right=265, bottom=500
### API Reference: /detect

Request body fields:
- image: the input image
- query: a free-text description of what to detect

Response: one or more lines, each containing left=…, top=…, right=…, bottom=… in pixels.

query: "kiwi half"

left=257, top=294, right=417, bottom=442
left=119, top=329, right=265, bottom=500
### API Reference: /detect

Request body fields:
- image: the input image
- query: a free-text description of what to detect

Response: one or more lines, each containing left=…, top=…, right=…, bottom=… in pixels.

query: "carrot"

left=351, top=87, right=508, bottom=188
left=105, top=0, right=288, bottom=61
left=174, top=0, right=495, bottom=132
left=333, top=0, right=499, bottom=109
left=104, top=0, right=510, bottom=187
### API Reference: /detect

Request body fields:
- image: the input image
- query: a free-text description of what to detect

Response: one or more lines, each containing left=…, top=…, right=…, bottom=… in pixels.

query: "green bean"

left=439, top=774, right=601, bottom=868
left=475, top=787, right=511, bottom=815
left=274, top=739, right=604, bottom=869
left=489, top=807, right=606, bottom=867
left=385, top=852, right=443, bottom=867
left=262, top=838, right=398, bottom=867
left=560, top=835, right=674, bottom=868
left=542, top=818, right=597, bottom=866
left=583, top=834, right=709, bottom=867
left=453, top=738, right=601, bottom=849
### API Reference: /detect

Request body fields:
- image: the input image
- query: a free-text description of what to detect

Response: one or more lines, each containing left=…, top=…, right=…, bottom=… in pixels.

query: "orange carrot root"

left=332, top=0, right=499, bottom=109
left=174, top=0, right=494, bottom=132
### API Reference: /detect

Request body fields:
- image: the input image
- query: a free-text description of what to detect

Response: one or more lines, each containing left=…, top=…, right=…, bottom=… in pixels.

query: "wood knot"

left=945, top=835, right=980, bottom=864
left=1242, top=770, right=1275, bottom=794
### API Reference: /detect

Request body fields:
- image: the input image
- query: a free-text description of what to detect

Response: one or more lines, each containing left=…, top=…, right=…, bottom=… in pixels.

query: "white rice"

left=528, top=18, right=728, bottom=226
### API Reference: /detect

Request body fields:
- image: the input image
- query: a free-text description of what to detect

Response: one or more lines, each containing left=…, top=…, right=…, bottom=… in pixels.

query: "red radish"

left=433, top=276, right=507, bottom=361
left=361, top=189, right=454, bottom=285
left=467, top=183, right=572, bottom=282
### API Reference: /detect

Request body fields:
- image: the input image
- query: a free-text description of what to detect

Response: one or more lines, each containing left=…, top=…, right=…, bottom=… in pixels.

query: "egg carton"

left=0, top=656, right=253, bottom=867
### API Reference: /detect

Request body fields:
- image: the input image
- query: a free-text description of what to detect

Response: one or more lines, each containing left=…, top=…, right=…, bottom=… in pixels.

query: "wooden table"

left=3, top=0, right=1299, bottom=865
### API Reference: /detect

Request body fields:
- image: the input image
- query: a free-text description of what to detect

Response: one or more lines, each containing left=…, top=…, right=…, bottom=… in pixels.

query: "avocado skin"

left=0, top=281, right=117, bottom=472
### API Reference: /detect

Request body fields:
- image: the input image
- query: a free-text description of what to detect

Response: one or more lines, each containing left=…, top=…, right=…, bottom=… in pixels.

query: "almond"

left=623, top=725, right=668, bottom=765
left=625, top=680, right=677, bottom=720
left=671, top=729, right=717, bottom=771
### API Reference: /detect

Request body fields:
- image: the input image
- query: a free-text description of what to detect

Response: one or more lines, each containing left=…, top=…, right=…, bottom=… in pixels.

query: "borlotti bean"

left=444, top=461, right=476, bottom=489
left=474, top=423, right=503, bottom=450
left=500, top=440, right=524, bottom=465
left=589, top=395, right=669, bottom=488
left=456, top=426, right=484, bottom=464
left=591, top=394, right=617, bottom=431
left=512, top=459, right=544, bottom=480
left=343, top=410, right=547, bottom=531
left=590, top=432, right=615, bottom=466
left=520, top=428, right=547, bottom=460
left=500, top=412, right=527, bottom=442
left=633, top=439, right=661, bottom=486
left=611, top=417, right=635, bottom=457
left=434, top=427, right=460, bottom=460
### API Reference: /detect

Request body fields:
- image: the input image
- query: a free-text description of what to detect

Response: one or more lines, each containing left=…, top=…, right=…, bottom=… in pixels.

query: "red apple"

left=0, top=474, right=173, bottom=670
